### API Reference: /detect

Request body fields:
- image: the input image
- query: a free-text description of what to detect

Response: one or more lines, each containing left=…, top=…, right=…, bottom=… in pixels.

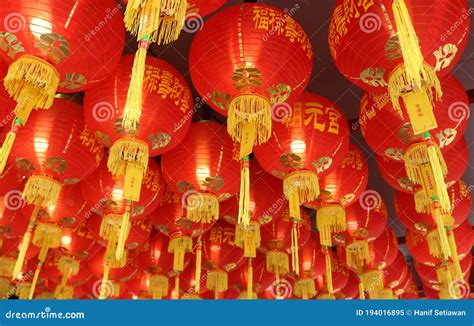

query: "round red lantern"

left=0, top=164, right=20, bottom=197
left=414, top=254, right=471, bottom=290
left=189, top=3, right=313, bottom=158
left=383, top=251, right=409, bottom=289
left=201, top=219, right=245, bottom=298
left=0, top=202, right=28, bottom=238
left=161, top=121, right=240, bottom=223
left=187, top=0, right=228, bottom=17
left=377, top=137, right=468, bottom=194
left=394, top=180, right=471, bottom=233
left=337, top=271, right=360, bottom=299
left=315, top=257, right=349, bottom=297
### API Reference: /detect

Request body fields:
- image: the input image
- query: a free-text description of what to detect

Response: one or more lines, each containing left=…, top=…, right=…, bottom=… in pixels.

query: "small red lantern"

left=190, top=3, right=313, bottom=157
left=383, top=251, right=409, bottom=290
left=161, top=121, right=240, bottom=223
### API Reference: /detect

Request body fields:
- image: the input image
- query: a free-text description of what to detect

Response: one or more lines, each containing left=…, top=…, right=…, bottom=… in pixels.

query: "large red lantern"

left=201, top=219, right=245, bottom=298
left=190, top=3, right=313, bottom=158
left=0, top=203, right=28, bottom=238
left=329, top=0, right=469, bottom=144
left=0, top=0, right=124, bottom=173
left=360, top=75, right=469, bottom=214
left=315, top=257, right=349, bottom=299
left=377, top=137, right=468, bottom=194
left=0, top=164, right=20, bottom=197
left=161, top=121, right=240, bottom=223
left=383, top=251, right=409, bottom=290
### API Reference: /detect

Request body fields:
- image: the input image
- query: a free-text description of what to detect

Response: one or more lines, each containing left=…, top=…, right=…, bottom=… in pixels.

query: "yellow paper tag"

left=239, top=123, right=256, bottom=159
left=402, top=90, right=438, bottom=135
left=123, top=163, right=144, bottom=202
left=288, top=190, right=301, bottom=221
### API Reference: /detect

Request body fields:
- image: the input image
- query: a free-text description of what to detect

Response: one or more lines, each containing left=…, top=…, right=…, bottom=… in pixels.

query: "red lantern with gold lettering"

left=161, top=121, right=240, bottom=224
left=201, top=219, right=245, bottom=298
left=190, top=3, right=313, bottom=158
left=0, top=0, right=124, bottom=174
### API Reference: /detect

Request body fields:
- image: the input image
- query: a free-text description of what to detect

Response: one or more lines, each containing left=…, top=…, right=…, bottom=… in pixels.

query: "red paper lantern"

left=337, top=271, right=360, bottom=299
left=399, top=279, right=419, bottom=299
left=315, top=257, right=349, bottom=295
left=189, top=3, right=313, bottom=157
left=0, top=202, right=28, bottom=238
left=414, top=254, right=471, bottom=289
left=394, top=180, right=471, bottom=233
left=406, top=220, right=472, bottom=266
left=371, top=228, right=399, bottom=269
left=0, top=165, right=21, bottom=197
left=377, top=137, right=468, bottom=193
left=67, top=219, right=101, bottom=261
left=187, top=0, right=228, bottom=17
left=161, top=121, right=240, bottom=223
left=81, top=158, right=164, bottom=219
left=383, top=251, right=409, bottom=289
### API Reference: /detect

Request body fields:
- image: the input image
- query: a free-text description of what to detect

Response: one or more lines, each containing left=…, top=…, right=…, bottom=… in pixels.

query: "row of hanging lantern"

left=0, top=0, right=471, bottom=300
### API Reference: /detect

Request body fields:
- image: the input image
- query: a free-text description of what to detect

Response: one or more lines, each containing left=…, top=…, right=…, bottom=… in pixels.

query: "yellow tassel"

left=0, top=257, right=15, bottom=278
left=4, top=55, right=60, bottom=112
left=345, top=240, right=371, bottom=272
left=99, top=263, right=111, bottom=300
left=185, top=192, right=219, bottom=223
left=99, top=214, right=123, bottom=241
left=324, top=248, right=334, bottom=295
left=284, top=170, right=320, bottom=205
left=22, top=175, right=62, bottom=207
left=362, top=270, right=384, bottom=299
left=316, top=204, right=346, bottom=247
left=376, top=288, right=396, bottom=300
left=426, top=228, right=451, bottom=261
left=291, top=219, right=300, bottom=276
left=358, top=275, right=365, bottom=300
left=206, top=270, right=228, bottom=295
left=436, top=264, right=456, bottom=299
left=247, top=259, right=253, bottom=300
left=238, top=158, right=250, bottom=226
left=266, top=250, right=289, bottom=276
left=115, top=210, right=131, bottom=261
left=17, top=282, right=31, bottom=300
left=0, top=119, right=21, bottom=174
left=54, top=285, right=74, bottom=300
left=150, top=274, right=169, bottom=299
left=446, top=228, right=462, bottom=280
left=173, top=275, right=180, bottom=300
left=28, top=240, right=51, bottom=300
left=122, top=42, right=148, bottom=131
left=167, top=235, right=192, bottom=272
left=294, top=277, right=316, bottom=300
left=414, top=188, right=430, bottom=214
left=0, top=277, right=13, bottom=298
left=235, top=220, right=260, bottom=258
left=404, top=135, right=450, bottom=212
left=228, top=94, right=272, bottom=157
left=57, top=256, right=79, bottom=292
left=239, top=291, right=258, bottom=300
left=317, top=293, right=336, bottom=300
left=194, top=238, right=202, bottom=294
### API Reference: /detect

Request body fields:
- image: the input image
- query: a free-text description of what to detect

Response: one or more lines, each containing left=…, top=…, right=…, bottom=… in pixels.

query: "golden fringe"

left=23, top=175, right=62, bottom=207
left=447, top=229, right=462, bottom=280
left=108, top=137, right=149, bottom=178
left=16, top=282, right=31, bottom=299
left=247, top=260, right=253, bottom=300
left=57, top=256, right=79, bottom=291
left=291, top=221, right=300, bottom=276
left=99, top=214, right=123, bottom=241
left=115, top=211, right=131, bottom=261
left=173, top=275, right=180, bottom=300
left=404, top=136, right=450, bottom=213
left=185, top=192, right=219, bottom=223
left=345, top=240, right=371, bottom=272
left=414, top=188, right=430, bottom=214
left=284, top=170, right=320, bottom=204
left=266, top=250, right=289, bottom=276
left=358, top=275, right=365, bottom=300
left=206, top=270, right=228, bottom=294
left=436, top=265, right=456, bottom=299
left=28, top=240, right=52, bottom=299
left=426, top=228, right=451, bottom=261
left=124, top=0, right=187, bottom=45
left=362, top=270, right=383, bottom=299
left=0, top=277, right=12, bottom=298
left=0, top=122, right=20, bottom=174
left=228, top=94, right=272, bottom=157
left=324, top=249, right=334, bottom=294
left=235, top=221, right=260, bottom=258
left=239, top=291, right=258, bottom=300
left=150, top=274, right=169, bottom=299
left=194, top=238, right=202, bottom=294
left=316, top=204, right=346, bottom=247
left=0, top=257, right=15, bottom=278
left=238, top=158, right=250, bottom=225
left=32, top=223, right=62, bottom=249
left=376, top=288, right=396, bottom=300
left=54, top=285, right=74, bottom=300
left=317, top=293, right=336, bottom=300
left=168, top=235, right=192, bottom=272
left=294, top=277, right=316, bottom=300
left=4, top=55, right=60, bottom=111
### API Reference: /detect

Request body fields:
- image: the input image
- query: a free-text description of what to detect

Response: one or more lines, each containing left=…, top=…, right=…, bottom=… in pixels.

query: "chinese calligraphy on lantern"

left=208, top=226, right=235, bottom=246
left=285, top=101, right=342, bottom=135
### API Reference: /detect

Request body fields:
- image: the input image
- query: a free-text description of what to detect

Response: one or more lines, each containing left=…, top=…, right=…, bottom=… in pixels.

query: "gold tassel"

left=12, top=204, right=40, bottom=279
left=17, top=282, right=31, bottom=300
left=316, top=204, right=346, bottom=247
left=28, top=240, right=51, bottom=299
left=22, top=175, right=62, bottom=207
left=376, top=288, right=396, bottom=300
left=446, top=228, right=462, bottom=280
left=150, top=274, right=169, bottom=299
left=99, top=262, right=111, bottom=300
left=167, top=235, right=192, bottom=272
left=238, top=157, right=250, bottom=226
left=358, top=275, right=365, bottom=300
left=185, top=192, right=219, bottom=223
left=173, top=274, right=180, bottom=300
left=228, top=94, right=272, bottom=158
left=122, top=40, right=149, bottom=131
left=317, top=292, right=336, bottom=300
left=206, top=270, right=228, bottom=296
left=247, top=259, right=253, bottom=300
left=345, top=240, right=371, bottom=272
left=100, top=214, right=123, bottom=241
left=0, top=119, right=22, bottom=174
left=362, top=270, right=383, bottom=299
left=115, top=208, right=131, bottom=261
left=235, top=220, right=260, bottom=258
left=266, top=250, right=289, bottom=276
left=54, top=285, right=74, bottom=300
left=436, top=264, right=456, bottom=299
left=324, top=248, right=334, bottom=295
left=414, top=187, right=430, bottom=214
left=0, top=257, right=15, bottom=278
left=294, top=277, right=316, bottom=300
left=4, top=55, right=60, bottom=113
left=239, top=291, right=257, bottom=300
left=108, top=138, right=149, bottom=202
left=0, top=277, right=12, bottom=298
left=284, top=170, right=320, bottom=206
left=57, top=256, right=79, bottom=293
left=291, top=219, right=300, bottom=275
left=194, top=238, right=202, bottom=294
left=426, top=228, right=451, bottom=261
left=124, top=0, right=187, bottom=45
